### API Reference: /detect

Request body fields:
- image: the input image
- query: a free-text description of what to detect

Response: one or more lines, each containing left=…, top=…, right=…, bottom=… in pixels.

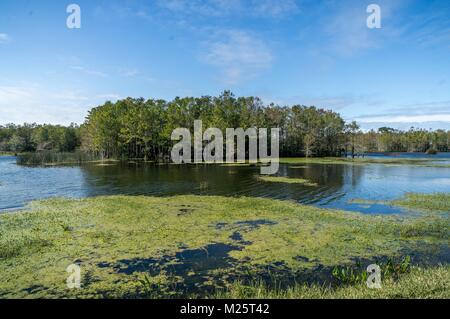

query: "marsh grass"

left=280, top=157, right=450, bottom=167
left=257, top=176, right=318, bottom=186
left=394, top=193, right=450, bottom=213
left=331, top=256, right=411, bottom=285
left=0, top=195, right=448, bottom=298
left=212, top=265, right=450, bottom=299
left=16, top=151, right=106, bottom=166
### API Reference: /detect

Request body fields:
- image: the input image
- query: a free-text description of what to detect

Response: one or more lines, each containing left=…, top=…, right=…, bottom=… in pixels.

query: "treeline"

left=354, top=127, right=450, bottom=153
left=81, top=91, right=348, bottom=160
left=0, top=123, right=80, bottom=153
left=1, top=92, right=449, bottom=160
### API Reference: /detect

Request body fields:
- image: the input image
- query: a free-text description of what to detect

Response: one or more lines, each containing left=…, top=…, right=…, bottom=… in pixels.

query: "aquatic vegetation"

left=0, top=195, right=448, bottom=298
left=331, top=256, right=411, bottom=285
left=213, top=265, right=450, bottom=299
left=16, top=151, right=110, bottom=166
left=257, top=176, right=318, bottom=186
left=280, top=157, right=450, bottom=168
left=393, top=193, right=450, bottom=213
left=348, top=199, right=380, bottom=205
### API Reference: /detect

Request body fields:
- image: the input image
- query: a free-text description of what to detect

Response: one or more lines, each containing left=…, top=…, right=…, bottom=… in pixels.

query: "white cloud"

left=95, top=93, right=122, bottom=101
left=252, top=0, right=299, bottom=18
left=0, top=33, right=10, bottom=44
left=358, top=121, right=450, bottom=131
left=0, top=85, right=120, bottom=125
left=158, top=0, right=242, bottom=17
left=320, top=0, right=404, bottom=56
left=70, top=66, right=108, bottom=78
left=202, top=29, right=273, bottom=85
left=356, top=114, right=450, bottom=123
left=157, top=0, right=299, bottom=18
left=118, top=68, right=141, bottom=78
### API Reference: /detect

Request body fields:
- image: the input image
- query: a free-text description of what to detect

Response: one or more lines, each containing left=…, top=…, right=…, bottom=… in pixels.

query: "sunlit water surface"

left=1, top=155, right=450, bottom=214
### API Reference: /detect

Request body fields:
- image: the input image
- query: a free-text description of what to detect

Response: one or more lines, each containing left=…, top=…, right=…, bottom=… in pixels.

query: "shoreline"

left=10, top=153, right=450, bottom=167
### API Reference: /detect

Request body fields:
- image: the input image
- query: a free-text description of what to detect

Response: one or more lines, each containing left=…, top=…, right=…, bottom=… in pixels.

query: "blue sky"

left=0, top=0, right=449, bottom=130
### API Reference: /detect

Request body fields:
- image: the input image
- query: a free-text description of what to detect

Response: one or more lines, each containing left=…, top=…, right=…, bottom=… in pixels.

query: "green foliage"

left=332, top=256, right=412, bottom=285
left=0, top=123, right=80, bottom=154
left=395, top=193, right=450, bottom=212
left=2, top=93, right=449, bottom=162
left=16, top=150, right=102, bottom=165
left=73, top=92, right=351, bottom=160
left=214, top=265, right=450, bottom=299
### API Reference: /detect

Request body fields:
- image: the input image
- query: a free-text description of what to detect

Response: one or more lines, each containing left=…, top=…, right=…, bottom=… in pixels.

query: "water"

left=1, top=155, right=450, bottom=214
left=364, top=152, right=450, bottom=159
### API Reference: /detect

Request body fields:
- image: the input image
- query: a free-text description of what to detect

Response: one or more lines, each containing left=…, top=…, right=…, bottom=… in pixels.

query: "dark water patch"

left=97, top=243, right=244, bottom=296
left=22, top=285, right=47, bottom=294
left=215, top=219, right=277, bottom=232
left=177, top=208, right=194, bottom=216
left=230, top=231, right=243, bottom=241
left=235, top=220, right=278, bottom=230
left=341, top=202, right=417, bottom=215
left=230, top=231, right=252, bottom=245
left=294, top=256, right=310, bottom=263
left=215, top=222, right=227, bottom=230
left=348, top=244, right=450, bottom=268
left=96, top=242, right=450, bottom=298
left=98, top=243, right=242, bottom=278
left=401, top=243, right=450, bottom=266
left=175, top=243, right=242, bottom=272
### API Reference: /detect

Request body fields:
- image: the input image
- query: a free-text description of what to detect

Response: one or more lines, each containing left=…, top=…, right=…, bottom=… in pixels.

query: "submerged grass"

left=394, top=193, right=450, bottom=213
left=257, top=176, right=318, bottom=186
left=16, top=151, right=106, bottom=166
left=280, top=157, right=450, bottom=167
left=0, top=194, right=448, bottom=298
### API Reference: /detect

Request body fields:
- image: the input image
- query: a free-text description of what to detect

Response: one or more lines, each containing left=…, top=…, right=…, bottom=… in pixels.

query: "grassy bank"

left=0, top=194, right=448, bottom=299
left=394, top=193, right=450, bottom=213
left=0, top=152, right=15, bottom=156
left=214, top=265, right=450, bottom=299
left=280, top=157, right=450, bottom=167
left=16, top=151, right=107, bottom=166
left=14, top=151, right=450, bottom=167
left=257, top=176, right=318, bottom=186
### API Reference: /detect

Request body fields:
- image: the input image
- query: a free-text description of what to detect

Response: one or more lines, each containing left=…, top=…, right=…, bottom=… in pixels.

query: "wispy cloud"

left=70, top=66, right=108, bottom=78
left=0, top=33, right=10, bottom=44
left=118, top=67, right=141, bottom=78
left=157, top=0, right=299, bottom=18
left=355, top=100, right=450, bottom=119
left=319, top=0, right=406, bottom=56
left=356, top=114, right=450, bottom=123
left=397, top=2, right=450, bottom=49
left=352, top=99, right=450, bottom=130
left=158, top=0, right=242, bottom=17
left=251, top=0, right=299, bottom=18
left=95, top=93, right=122, bottom=101
left=359, top=121, right=450, bottom=131
left=202, top=29, right=273, bottom=85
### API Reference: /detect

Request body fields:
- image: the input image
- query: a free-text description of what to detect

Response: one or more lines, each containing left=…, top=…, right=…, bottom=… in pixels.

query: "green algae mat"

left=0, top=194, right=448, bottom=298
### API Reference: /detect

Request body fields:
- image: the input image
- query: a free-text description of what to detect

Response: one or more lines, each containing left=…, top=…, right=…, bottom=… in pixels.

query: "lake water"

left=1, top=155, right=450, bottom=214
